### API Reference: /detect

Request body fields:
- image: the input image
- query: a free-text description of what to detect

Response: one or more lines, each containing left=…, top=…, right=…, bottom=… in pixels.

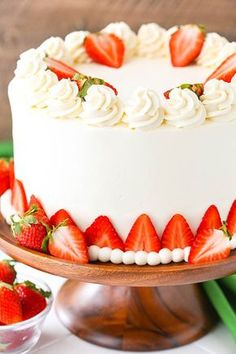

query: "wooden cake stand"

left=0, top=215, right=236, bottom=351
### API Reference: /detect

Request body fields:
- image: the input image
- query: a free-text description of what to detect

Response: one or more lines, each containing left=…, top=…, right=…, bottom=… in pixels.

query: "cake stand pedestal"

left=1, top=215, right=236, bottom=351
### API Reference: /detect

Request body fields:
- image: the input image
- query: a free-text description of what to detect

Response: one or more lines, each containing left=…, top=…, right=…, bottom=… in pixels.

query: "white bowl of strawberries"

left=0, top=260, right=53, bottom=353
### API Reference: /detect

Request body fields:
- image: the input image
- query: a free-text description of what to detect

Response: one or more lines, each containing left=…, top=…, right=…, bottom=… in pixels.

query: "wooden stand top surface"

left=0, top=216, right=236, bottom=287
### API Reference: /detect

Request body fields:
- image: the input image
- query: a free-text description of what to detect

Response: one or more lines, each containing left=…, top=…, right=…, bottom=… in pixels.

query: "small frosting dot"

left=98, top=247, right=112, bottom=262
left=147, top=252, right=161, bottom=266
left=184, top=246, right=191, bottom=262
left=135, top=251, right=148, bottom=265
left=172, top=248, right=184, bottom=263
left=88, top=245, right=100, bottom=261
left=122, top=251, right=135, bottom=265
left=110, top=249, right=124, bottom=264
left=159, top=248, right=172, bottom=264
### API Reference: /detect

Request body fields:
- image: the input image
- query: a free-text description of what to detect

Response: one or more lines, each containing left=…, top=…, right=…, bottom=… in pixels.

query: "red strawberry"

left=226, top=200, right=236, bottom=236
left=45, top=57, right=77, bottom=80
left=29, top=195, right=50, bottom=225
left=0, top=260, right=16, bottom=285
left=15, top=281, right=50, bottom=320
left=85, top=216, right=124, bottom=250
left=189, top=228, right=231, bottom=264
left=48, top=225, right=88, bottom=263
left=161, top=214, right=194, bottom=250
left=169, top=24, right=205, bottom=67
left=84, top=33, right=125, bottom=68
left=11, top=179, right=28, bottom=216
left=9, top=160, right=15, bottom=190
left=0, top=283, right=23, bottom=324
left=205, top=53, right=236, bottom=83
left=125, top=214, right=161, bottom=252
left=197, top=205, right=222, bottom=235
left=0, top=159, right=10, bottom=197
left=45, top=57, right=118, bottom=95
left=50, top=209, right=77, bottom=227
left=11, top=208, right=48, bottom=252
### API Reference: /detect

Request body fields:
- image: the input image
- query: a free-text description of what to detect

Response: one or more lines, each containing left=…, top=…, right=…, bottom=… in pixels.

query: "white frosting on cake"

left=137, top=23, right=168, bottom=58
left=39, top=36, right=71, bottom=64
left=65, top=31, right=91, bottom=64
left=8, top=77, right=236, bottom=236
left=197, top=33, right=228, bottom=68
left=47, top=79, right=82, bottom=118
left=201, top=79, right=236, bottom=122
left=123, top=87, right=164, bottom=130
left=80, top=85, right=123, bottom=127
left=165, top=88, right=206, bottom=128
left=102, top=22, right=138, bottom=59
left=14, top=49, right=46, bottom=79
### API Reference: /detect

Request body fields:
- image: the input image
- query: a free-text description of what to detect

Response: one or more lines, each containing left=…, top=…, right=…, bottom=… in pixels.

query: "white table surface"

left=1, top=253, right=236, bottom=354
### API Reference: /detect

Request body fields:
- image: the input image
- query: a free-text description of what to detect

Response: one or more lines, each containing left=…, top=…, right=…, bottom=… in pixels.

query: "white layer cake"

left=8, top=23, right=236, bottom=238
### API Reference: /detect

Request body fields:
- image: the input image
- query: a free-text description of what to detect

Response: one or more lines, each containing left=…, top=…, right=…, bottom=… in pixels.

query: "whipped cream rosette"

left=26, top=70, right=58, bottom=108
left=65, top=31, right=91, bottom=64
left=201, top=79, right=236, bottom=122
left=197, top=33, right=228, bottom=68
left=39, top=37, right=71, bottom=64
left=80, top=85, right=123, bottom=127
left=47, top=79, right=82, bottom=118
left=124, top=87, right=164, bottom=130
left=137, top=23, right=168, bottom=58
left=102, top=21, right=138, bottom=59
left=214, top=42, right=236, bottom=68
left=165, top=88, right=206, bottom=128
left=14, top=49, right=47, bottom=79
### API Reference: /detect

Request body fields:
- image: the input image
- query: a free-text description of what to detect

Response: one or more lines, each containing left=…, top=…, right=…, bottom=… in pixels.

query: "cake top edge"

left=10, top=22, right=236, bottom=131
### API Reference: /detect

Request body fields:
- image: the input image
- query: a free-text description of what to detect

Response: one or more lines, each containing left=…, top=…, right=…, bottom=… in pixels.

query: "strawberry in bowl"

left=0, top=259, right=52, bottom=354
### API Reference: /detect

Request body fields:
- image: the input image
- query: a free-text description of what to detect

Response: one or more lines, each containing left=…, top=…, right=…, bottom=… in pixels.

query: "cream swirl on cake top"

left=39, top=37, right=71, bottom=64
left=14, top=49, right=47, bottom=78
left=213, top=42, right=236, bottom=68
left=26, top=70, right=58, bottom=108
left=137, top=23, right=168, bottom=58
left=196, top=33, right=228, bottom=68
left=201, top=79, right=236, bottom=122
left=165, top=88, right=206, bottom=128
left=123, top=87, right=164, bottom=130
left=80, top=85, right=123, bottom=127
left=47, top=79, right=82, bottom=118
left=65, top=31, right=91, bottom=64
left=102, top=22, right=138, bottom=59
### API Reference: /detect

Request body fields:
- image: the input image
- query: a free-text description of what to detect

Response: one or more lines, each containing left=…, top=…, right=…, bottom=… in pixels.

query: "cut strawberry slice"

left=84, top=33, right=125, bottom=68
left=169, top=24, right=205, bottom=67
left=125, top=214, right=161, bottom=252
left=45, top=57, right=118, bottom=95
left=0, top=159, right=10, bottom=196
left=188, top=228, right=231, bottom=264
left=197, top=205, right=222, bottom=235
left=161, top=214, right=194, bottom=250
left=11, top=179, right=28, bottom=216
left=48, top=225, right=88, bottom=264
left=9, top=160, right=15, bottom=191
left=205, top=53, right=236, bottom=83
left=50, top=209, right=77, bottom=227
left=226, top=200, right=236, bottom=236
left=28, top=195, right=50, bottom=225
left=45, top=57, right=77, bottom=80
left=85, top=216, right=124, bottom=250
